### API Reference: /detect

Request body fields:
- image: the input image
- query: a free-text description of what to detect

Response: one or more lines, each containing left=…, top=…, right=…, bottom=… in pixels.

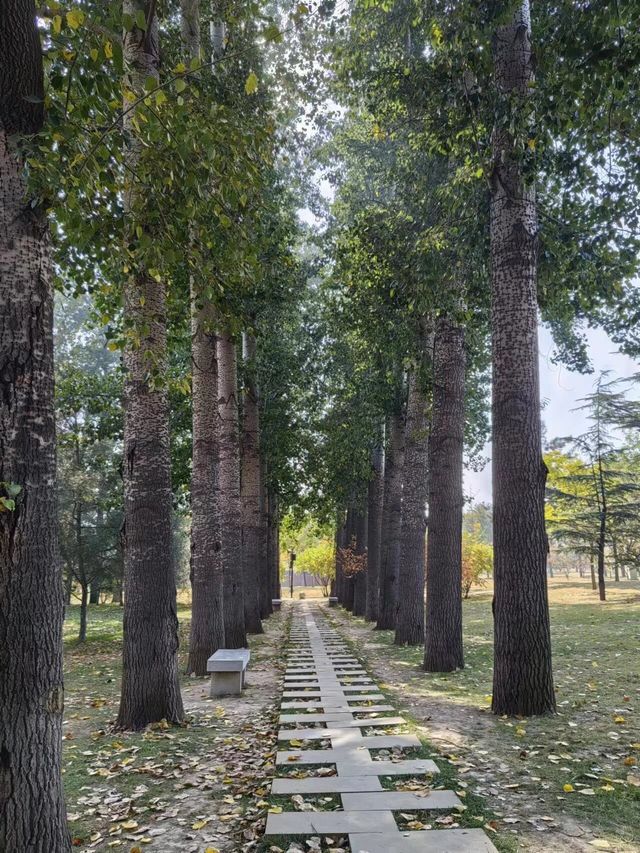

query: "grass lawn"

left=328, top=578, right=640, bottom=851
left=61, top=602, right=283, bottom=852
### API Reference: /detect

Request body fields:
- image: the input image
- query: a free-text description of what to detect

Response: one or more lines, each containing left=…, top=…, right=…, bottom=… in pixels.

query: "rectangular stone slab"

left=348, top=829, right=498, bottom=853
left=264, top=809, right=397, bottom=835
left=277, top=748, right=375, bottom=764
left=279, top=701, right=394, bottom=712
left=336, top=759, right=439, bottom=777
left=278, top=731, right=415, bottom=747
left=341, top=790, right=461, bottom=810
left=279, top=714, right=405, bottom=726
left=271, top=776, right=383, bottom=795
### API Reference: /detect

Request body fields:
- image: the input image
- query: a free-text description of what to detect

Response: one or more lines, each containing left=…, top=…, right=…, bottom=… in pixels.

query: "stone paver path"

left=265, top=602, right=497, bottom=852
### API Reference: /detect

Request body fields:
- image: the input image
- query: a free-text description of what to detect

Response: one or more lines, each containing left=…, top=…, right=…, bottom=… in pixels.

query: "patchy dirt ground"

left=63, top=603, right=288, bottom=852
left=325, top=581, right=640, bottom=853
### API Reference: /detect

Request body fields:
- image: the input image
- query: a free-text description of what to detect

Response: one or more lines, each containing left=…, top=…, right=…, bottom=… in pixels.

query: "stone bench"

left=328, top=597, right=338, bottom=608
left=272, top=598, right=282, bottom=610
left=207, top=649, right=250, bottom=697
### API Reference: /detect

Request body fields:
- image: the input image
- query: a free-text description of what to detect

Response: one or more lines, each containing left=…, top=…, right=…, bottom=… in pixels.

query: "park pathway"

left=265, top=601, right=497, bottom=852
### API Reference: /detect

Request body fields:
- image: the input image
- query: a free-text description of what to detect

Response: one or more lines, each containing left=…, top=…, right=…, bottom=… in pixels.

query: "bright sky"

left=465, top=325, right=640, bottom=503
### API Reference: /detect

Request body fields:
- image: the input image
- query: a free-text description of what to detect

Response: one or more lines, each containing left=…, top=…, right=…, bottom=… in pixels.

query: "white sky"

left=465, top=325, right=640, bottom=503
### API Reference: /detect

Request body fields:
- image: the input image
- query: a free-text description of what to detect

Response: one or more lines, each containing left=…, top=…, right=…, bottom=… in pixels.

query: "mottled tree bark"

left=188, top=309, right=225, bottom=673
left=259, top=456, right=272, bottom=617
left=117, top=1, right=184, bottom=729
left=352, top=507, right=368, bottom=617
left=241, top=332, right=264, bottom=633
left=0, top=3, right=70, bottom=848
left=181, top=0, right=225, bottom=674
left=490, top=0, right=555, bottom=716
left=377, top=410, right=404, bottom=630
left=335, top=510, right=347, bottom=604
left=395, top=350, right=430, bottom=647
left=365, top=434, right=385, bottom=622
left=424, top=315, right=465, bottom=672
left=342, top=507, right=355, bottom=612
left=218, top=331, right=247, bottom=647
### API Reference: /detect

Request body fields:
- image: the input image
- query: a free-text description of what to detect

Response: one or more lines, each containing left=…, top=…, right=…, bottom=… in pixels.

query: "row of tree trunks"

left=117, top=0, right=184, bottom=731
left=0, top=5, right=71, bottom=835
left=424, top=314, right=465, bottom=671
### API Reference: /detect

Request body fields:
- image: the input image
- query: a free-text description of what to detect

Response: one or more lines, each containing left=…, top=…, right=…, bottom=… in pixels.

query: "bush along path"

left=264, top=601, right=498, bottom=852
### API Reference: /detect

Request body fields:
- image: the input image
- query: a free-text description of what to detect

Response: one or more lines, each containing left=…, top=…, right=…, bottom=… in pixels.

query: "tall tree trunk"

left=117, top=1, right=184, bottom=729
left=395, top=354, right=430, bottom=647
left=241, top=332, right=264, bottom=634
left=89, top=582, right=100, bottom=605
left=112, top=576, right=124, bottom=606
left=259, top=456, right=272, bottom=616
left=188, top=309, right=225, bottom=672
left=597, top=512, right=607, bottom=601
left=79, top=584, right=89, bottom=644
left=0, top=4, right=70, bottom=848
left=612, top=536, right=620, bottom=582
left=218, top=331, right=246, bottom=647
left=342, top=507, right=355, bottom=612
left=181, top=0, right=226, bottom=675
left=590, top=548, right=597, bottom=590
left=377, top=409, right=404, bottom=630
left=424, top=315, right=465, bottom=672
left=352, top=507, right=368, bottom=617
left=490, top=0, right=555, bottom=716
left=365, top=434, right=384, bottom=622
left=335, top=510, right=346, bottom=603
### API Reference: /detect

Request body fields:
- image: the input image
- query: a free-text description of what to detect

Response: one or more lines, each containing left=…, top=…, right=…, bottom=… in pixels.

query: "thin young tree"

left=490, top=0, right=555, bottom=716
left=0, top=2, right=70, bottom=849
left=117, top=0, right=184, bottom=728
left=424, top=312, right=465, bottom=671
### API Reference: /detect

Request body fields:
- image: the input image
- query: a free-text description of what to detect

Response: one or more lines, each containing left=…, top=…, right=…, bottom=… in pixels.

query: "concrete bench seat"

left=207, top=648, right=250, bottom=697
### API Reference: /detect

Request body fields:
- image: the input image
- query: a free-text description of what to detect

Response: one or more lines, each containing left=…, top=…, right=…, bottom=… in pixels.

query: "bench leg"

left=210, top=671, right=243, bottom=698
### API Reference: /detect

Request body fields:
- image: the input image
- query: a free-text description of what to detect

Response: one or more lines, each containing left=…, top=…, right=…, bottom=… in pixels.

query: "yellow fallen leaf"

left=205, top=848, right=220, bottom=853
left=120, top=821, right=138, bottom=830
left=268, top=806, right=283, bottom=814
left=191, top=819, right=209, bottom=830
left=516, top=727, right=526, bottom=737
left=614, top=715, right=625, bottom=724
left=563, top=784, right=574, bottom=793
left=590, top=841, right=612, bottom=850
left=600, top=784, right=614, bottom=791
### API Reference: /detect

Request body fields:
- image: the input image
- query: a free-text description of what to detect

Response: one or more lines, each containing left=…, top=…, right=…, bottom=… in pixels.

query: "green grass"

left=325, top=579, right=640, bottom=850
left=61, top=602, right=285, bottom=849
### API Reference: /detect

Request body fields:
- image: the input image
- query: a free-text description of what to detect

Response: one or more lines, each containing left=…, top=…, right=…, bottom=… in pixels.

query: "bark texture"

left=188, top=309, right=224, bottom=674
left=424, top=315, right=465, bottom=672
left=395, top=356, right=430, bottom=647
left=377, top=410, right=404, bottom=630
left=241, top=332, right=264, bottom=633
left=342, top=508, right=355, bottom=612
left=218, top=331, right=247, bottom=647
left=182, top=0, right=225, bottom=676
left=0, top=4, right=70, bottom=848
left=365, top=436, right=385, bottom=622
left=352, top=508, right=368, bottom=617
left=490, top=0, right=555, bottom=716
left=117, top=2, right=184, bottom=729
